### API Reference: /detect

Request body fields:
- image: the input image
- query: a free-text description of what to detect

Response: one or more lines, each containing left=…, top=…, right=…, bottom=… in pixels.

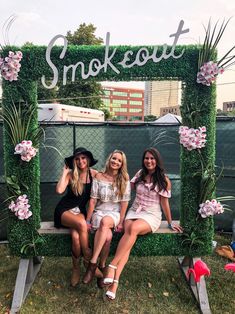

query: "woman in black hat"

left=54, top=147, right=99, bottom=287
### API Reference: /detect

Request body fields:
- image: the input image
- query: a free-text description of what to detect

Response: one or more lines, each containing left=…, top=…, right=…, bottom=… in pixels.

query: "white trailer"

left=38, top=103, right=105, bottom=122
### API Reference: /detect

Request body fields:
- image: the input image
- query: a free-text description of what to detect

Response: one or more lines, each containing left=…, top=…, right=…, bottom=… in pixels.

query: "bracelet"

left=168, top=223, right=174, bottom=230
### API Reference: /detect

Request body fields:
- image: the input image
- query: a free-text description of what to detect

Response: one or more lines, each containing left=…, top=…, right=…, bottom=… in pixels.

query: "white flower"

left=0, top=50, right=23, bottom=82
left=8, top=194, right=32, bottom=220
left=179, top=126, right=207, bottom=151
left=197, top=61, right=224, bottom=86
left=199, top=199, right=224, bottom=218
left=14, top=140, right=38, bottom=162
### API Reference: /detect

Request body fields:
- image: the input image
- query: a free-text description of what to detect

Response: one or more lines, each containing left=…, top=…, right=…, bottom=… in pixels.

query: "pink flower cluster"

left=197, top=61, right=224, bottom=86
left=8, top=194, right=32, bottom=220
left=14, top=140, right=38, bottom=162
left=199, top=199, right=224, bottom=218
left=0, top=50, right=23, bottom=81
left=179, top=126, right=207, bottom=151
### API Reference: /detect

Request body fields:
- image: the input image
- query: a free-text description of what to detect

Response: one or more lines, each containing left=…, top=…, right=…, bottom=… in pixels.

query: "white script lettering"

left=42, top=20, right=189, bottom=89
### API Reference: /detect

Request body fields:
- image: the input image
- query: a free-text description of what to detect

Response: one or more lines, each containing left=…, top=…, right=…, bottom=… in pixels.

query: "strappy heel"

left=106, top=280, right=119, bottom=300
left=103, top=264, right=117, bottom=285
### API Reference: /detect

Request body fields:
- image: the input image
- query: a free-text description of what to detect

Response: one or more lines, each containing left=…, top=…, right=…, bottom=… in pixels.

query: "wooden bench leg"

left=10, top=257, right=43, bottom=314
left=178, top=257, right=211, bottom=314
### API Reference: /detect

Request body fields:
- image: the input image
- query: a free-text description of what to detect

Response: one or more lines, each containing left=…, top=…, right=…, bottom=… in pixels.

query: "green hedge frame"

left=2, top=43, right=215, bottom=257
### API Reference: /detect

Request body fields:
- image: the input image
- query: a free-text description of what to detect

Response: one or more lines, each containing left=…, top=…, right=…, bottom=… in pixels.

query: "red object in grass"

left=187, top=260, right=211, bottom=282
left=224, top=263, right=235, bottom=272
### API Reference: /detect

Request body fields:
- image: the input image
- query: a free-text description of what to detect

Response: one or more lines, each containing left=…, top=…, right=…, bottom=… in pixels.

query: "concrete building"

left=223, top=101, right=235, bottom=112
left=145, top=80, right=181, bottom=117
left=101, top=86, right=144, bottom=121
left=160, top=105, right=181, bottom=116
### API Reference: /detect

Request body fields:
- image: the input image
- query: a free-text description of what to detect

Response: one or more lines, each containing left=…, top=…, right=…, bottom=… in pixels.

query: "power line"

left=1, top=81, right=235, bottom=103
left=36, top=81, right=235, bottom=102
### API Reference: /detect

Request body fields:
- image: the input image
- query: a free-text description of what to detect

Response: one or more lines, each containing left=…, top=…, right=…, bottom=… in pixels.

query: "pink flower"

left=14, top=140, right=38, bottom=162
left=8, top=194, right=32, bottom=220
left=0, top=50, right=23, bottom=82
left=224, top=263, right=235, bottom=272
left=199, top=199, right=224, bottom=218
left=179, top=126, right=207, bottom=151
left=17, top=208, right=32, bottom=220
left=187, top=260, right=211, bottom=282
left=197, top=61, right=223, bottom=86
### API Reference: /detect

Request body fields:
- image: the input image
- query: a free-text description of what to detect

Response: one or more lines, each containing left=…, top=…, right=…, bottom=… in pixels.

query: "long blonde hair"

left=104, top=150, right=129, bottom=198
left=71, top=157, right=90, bottom=195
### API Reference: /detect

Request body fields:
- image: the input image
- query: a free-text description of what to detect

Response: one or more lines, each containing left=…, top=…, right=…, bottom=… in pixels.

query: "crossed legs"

left=90, top=216, right=114, bottom=264
left=83, top=216, right=114, bottom=284
left=105, top=219, right=152, bottom=297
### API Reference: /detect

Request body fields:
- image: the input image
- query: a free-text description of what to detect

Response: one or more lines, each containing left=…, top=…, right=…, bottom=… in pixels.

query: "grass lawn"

left=0, top=233, right=234, bottom=314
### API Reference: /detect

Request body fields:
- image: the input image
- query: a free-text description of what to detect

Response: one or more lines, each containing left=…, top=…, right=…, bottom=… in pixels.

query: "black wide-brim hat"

left=64, top=147, right=98, bottom=169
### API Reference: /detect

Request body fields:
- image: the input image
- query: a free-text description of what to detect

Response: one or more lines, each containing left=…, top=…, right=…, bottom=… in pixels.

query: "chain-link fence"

left=0, top=118, right=235, bottom=239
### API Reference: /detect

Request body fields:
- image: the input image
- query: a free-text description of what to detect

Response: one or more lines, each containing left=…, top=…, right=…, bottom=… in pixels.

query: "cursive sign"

left=41, top=20, right=189, bottom=89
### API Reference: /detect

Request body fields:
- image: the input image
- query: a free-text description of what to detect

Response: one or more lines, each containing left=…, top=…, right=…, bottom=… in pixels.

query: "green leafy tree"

left=227, top=110, right=235, bottom=116
left=37, top=83, right=58, bottom=104
left=144, top=115, right=157, bottom=121
left=38, top=23, right=104, bottom=109
left=66, top=23, right=103, bottom=45
left=101, top=108, right=112, bottom=120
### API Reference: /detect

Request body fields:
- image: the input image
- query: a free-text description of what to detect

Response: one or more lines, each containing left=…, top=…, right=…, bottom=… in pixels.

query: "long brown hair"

left=71, top=157, right=90, bottom=195
left=135, top=147, right=167, bottom=191
left=103, top=150, right=129, bottom=198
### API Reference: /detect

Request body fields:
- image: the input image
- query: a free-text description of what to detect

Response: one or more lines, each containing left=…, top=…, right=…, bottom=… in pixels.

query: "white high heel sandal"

left=106, top=280, right=119, bottom=300
left=103, top=264, right=117, bottom=285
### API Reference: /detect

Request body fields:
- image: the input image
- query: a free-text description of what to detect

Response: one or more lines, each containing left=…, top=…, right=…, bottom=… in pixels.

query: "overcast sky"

left=1, top=0, right=235, bottom=108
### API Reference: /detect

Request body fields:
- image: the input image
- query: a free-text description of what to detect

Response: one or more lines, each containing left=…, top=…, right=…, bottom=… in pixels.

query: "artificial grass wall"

left=2, top=43, right=215, bottom=257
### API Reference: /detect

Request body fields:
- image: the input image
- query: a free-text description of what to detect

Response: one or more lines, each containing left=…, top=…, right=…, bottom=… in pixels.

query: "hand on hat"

left=62, top=165, right=72, bottom=175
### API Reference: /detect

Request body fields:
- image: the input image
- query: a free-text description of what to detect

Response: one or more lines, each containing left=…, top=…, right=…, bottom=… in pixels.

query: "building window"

left=129, top=108, right=142, bottom=113
left=129, top=100, right=142, bottom=105
left=112, top=108, right=128, bottom=112
left=112, top=99, right=128, bottom=105
left=129, top=116, right=142, bottom=121
left=112, top=91, right=128, bottom=97
left=104, top=90, right=111, bottom=95
left=102, top=99, right=110, bottom=104
left=130, top=93, right=143, bottom=98
left=116, top=115, right=128, bottom=120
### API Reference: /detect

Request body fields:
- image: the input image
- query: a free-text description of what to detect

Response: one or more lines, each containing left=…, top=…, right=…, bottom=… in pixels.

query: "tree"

left=37, top=23, right=104, bottom=109
left=66, top=23, right=103, bottom=45
left=144, top=115, right=157, bottom=122
left=227, top=110, right=235, bottom=116
left=37, top=82, right=58, bottom=104
left=101, top=108, right=112, bottom=120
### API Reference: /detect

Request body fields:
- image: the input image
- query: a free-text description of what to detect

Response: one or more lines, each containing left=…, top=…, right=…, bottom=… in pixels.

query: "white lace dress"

left=91, top=178, right=131, bottom=229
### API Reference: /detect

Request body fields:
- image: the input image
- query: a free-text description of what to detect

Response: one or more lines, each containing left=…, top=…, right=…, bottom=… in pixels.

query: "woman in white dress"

left=83, top=150, right=131, bottom=285
left=104, top=147, right=182, bottom=300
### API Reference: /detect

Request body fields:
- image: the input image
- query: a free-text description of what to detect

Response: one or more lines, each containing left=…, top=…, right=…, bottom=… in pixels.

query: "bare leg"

left=96, top=229, right=113, bottom=288
left=90, top=216, right=114, bottom=264
left=107, top=249, right=131, bottom=296
left=99, top=229, right=113, bottom=268
left=61, top=212, right=91, bottom=260
left=83, top=217, right=114, bottom=284
left=70, top=229, right=81, bottom=287
left=71, top=229, right=81, bottom=257
left=105, top=219, right=151, bottom=280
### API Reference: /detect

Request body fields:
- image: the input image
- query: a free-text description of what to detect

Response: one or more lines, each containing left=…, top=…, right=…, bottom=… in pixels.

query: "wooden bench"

left=11, top=220, right=211, bottom=314
left=38, top=220, right=180, bottom=234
